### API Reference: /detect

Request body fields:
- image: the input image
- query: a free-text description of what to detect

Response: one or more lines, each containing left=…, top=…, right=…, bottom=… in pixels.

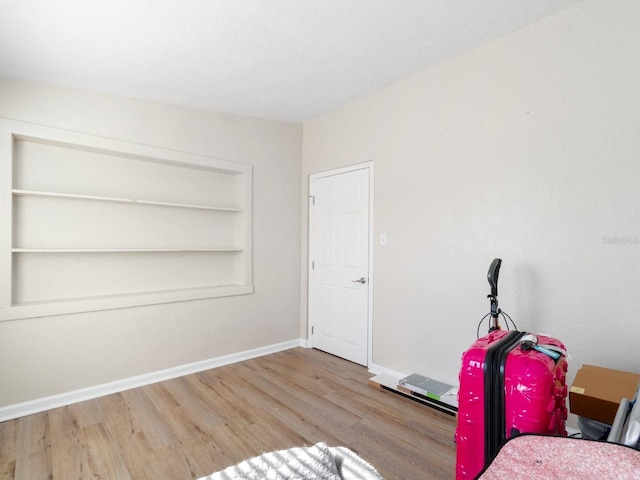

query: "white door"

left=309, top=165, right=371, bottom=366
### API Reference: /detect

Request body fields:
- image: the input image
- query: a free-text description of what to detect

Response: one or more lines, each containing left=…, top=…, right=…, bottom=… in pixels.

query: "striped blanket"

left=198, top=442, right=384, bottom=480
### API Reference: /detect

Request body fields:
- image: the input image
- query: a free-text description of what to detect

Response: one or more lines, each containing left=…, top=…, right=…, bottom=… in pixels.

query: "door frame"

left=307, top=161, right=374, bottom=367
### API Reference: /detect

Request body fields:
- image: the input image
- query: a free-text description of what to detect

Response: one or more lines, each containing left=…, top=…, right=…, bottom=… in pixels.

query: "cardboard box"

left=569, top=364, right=640, bottom=425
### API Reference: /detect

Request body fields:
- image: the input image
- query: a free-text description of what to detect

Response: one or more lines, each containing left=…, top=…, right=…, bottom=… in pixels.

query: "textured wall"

left=0, top=79, right=302, bottom=407
left=302, top=0, right=640, bottom=389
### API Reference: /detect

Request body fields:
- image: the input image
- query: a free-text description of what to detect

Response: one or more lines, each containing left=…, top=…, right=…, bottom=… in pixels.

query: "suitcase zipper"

left=483, top=330, right=527, bottom=463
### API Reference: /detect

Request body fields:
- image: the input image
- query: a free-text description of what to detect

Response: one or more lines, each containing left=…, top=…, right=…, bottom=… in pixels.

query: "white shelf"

left=0, top=284, right=254, bottom=322
left=1, top=119, right=253, bottom=318
left=12, top=248, right=244, bottom=253
left=12, top=189, right=243, bottom=212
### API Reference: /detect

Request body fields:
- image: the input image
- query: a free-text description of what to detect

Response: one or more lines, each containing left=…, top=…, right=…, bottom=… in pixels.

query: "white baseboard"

left=367, top=362, right=409, bottom=379
left=0, top=338, right=304, bottom=422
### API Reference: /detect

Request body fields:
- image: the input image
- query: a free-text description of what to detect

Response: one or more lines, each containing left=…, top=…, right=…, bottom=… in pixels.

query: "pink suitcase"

left=455, top=329, right=568, bottom=479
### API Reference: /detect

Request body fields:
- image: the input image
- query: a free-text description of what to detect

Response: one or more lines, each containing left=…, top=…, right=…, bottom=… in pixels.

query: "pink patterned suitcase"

left=455, top=329, right=568, bottom=479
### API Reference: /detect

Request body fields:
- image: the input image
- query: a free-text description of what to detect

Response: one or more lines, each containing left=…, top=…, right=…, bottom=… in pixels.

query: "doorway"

left=308, top=163, right=372, bottom=366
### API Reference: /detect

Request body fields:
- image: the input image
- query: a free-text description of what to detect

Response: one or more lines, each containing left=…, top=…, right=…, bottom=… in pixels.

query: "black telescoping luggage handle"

left=487, top=258, right=502, bottom=331
left=477, top=258, right=518, bottom=335
left=487, top=258, right=501, bottom=298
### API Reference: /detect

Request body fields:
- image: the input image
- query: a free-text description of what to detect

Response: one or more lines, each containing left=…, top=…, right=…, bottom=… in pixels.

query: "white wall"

left=0, top=78, right=302, bottom=408
left=302, top=0, right=640, bottom=389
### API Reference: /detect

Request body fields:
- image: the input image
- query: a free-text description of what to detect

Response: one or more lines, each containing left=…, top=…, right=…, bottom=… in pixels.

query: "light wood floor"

left=0, top=347, right=457, bottom=480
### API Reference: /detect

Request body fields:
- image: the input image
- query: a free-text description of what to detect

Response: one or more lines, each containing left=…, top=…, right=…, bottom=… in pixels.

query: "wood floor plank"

left=48, top=406, right=87, bottom=480
left=0, top=348, right=457, bottom=479
left=194, top=371, right=308, bottom=454
left=72, top=397, right=104, bottom=429
left=161, top=376, right=226, bottom=431
left=143, top=384, right=213, bottom=449
left=99, top=393, right=159, bottom=480
left=83, top=422, right=132, bottom=480
left=0, top=462, right=15, bottom=480
left=146, top=443, right=202, bottom=480
left=0, top=419, right=17, bottom=480
left=119, top=388, right=178, bottom=450
left=13, top=413, right=51, bottom=480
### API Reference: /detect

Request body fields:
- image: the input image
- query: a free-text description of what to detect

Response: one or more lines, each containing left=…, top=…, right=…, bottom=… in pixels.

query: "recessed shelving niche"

left=0, top=120, right=252, bottom=321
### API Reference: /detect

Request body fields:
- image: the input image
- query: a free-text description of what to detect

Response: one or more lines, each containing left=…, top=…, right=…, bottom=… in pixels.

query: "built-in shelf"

left=0, top=119, right=253, bottom=321
left=12, top=189, right=243, bottom=212
left=1, top=284, right=254, bottom=322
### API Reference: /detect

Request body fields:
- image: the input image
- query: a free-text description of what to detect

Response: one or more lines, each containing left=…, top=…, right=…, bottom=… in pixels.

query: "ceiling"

left=0, top=0, right=585, bottom=124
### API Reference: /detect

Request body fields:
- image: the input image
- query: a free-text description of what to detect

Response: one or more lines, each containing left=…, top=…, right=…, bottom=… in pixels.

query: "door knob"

left=352, top=277, right=367, bottom=284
